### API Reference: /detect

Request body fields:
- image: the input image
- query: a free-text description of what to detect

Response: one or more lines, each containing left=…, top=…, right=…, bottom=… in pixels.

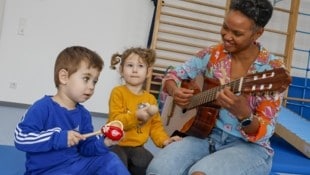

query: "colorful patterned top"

left=161, top=42, right=285, bottom=155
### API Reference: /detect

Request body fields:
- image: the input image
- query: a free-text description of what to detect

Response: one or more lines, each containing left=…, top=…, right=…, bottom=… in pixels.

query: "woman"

left=146, top=0, right=287, bottom=175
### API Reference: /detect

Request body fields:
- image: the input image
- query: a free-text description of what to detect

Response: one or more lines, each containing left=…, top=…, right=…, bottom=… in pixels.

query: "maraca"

left=83, top=120, right=124, bottom=141
left=136, top=103, right=159, bottom=124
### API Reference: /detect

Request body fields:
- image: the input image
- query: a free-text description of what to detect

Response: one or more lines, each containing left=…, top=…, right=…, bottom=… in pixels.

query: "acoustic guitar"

left=163, top=67, right=291, bottom=139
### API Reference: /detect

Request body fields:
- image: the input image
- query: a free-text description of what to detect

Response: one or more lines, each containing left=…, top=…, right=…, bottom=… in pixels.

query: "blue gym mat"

left=0, top=145, right=25, bottom=175
left=270, top=136, right=310, bottom=175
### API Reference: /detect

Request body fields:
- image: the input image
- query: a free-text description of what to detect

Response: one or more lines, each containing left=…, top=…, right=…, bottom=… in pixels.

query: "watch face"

left=241, top=118, right=252, bottom=127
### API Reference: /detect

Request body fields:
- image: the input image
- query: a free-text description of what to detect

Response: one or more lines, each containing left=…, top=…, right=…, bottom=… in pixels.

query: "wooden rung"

left=265, top=28, right=288, bottom=36
left=150, top=90, right=160, bottom=94
left=160, top=20, right=220, bottom=35
left=152, top=67, right=167, bottom=72
left=164, top=3, right=225, bottom=19
left=155, top=55, right=187, bottom=63
left=158, top=37, right=206, bottom=49
left=156, top=46, right=196, bottom=56
left=153, top=64, right=170, bottom=69
left=183, top=0, right=226, bottom=10
left=152, top=75, right=164, bottom=79
left=151, top=81, right=162, bottom=85
left=161, top=11, right=223, bottom=26
left=152, top=72, right=164, bottom=76
left=274, top=6, right=291, bottom=13
left=183, top=0, right=291, bottom=14
left=158, top=29, right=220, bottom=43
left=183, top=0, right=290, bottom=14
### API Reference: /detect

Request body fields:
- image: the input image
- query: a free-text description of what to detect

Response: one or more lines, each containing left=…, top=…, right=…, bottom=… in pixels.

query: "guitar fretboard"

left=186, top=78, right=243, bottom=110
left=184, top=68, right=291, bottom=110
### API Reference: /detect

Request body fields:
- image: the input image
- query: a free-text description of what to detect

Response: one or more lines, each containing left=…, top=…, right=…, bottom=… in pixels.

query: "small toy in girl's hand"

left=136, top=103, right=159, bottom=125
left=102, top=120, right=124, bottom=141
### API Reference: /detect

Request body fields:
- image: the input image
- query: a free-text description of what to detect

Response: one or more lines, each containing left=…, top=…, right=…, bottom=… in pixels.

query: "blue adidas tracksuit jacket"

left=14, top=95, right=129, bottom=175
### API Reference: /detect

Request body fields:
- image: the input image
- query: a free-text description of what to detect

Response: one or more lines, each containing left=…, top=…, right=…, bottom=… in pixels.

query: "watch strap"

left=239, top=113, right=254, bottom=127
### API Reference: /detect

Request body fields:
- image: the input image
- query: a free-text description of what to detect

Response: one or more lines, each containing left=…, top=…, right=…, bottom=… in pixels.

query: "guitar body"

left=161, top=76, right=203, bottom=136
left=179, top=77, right=220, bottom=138
left=161, top=76, right=220, bottom=138
left=161, top=96, right=197, bottom=136
left=180, top=106, right=219, bottom=138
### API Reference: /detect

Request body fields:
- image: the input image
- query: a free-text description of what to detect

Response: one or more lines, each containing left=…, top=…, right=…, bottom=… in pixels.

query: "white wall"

left=0, top=0, right=5, bottom=38
left=0, top=0, right=154, bottom=113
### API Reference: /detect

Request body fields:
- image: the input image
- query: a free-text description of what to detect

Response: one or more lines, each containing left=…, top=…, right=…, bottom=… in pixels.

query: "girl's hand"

left=136, top=103, right=159, bottom=125
left=136, top=106, right=151, bottom=124
left=163, top=135, right=183, bottom=146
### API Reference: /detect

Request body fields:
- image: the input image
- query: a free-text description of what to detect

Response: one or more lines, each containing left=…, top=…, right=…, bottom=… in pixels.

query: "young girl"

left=108, top=47, right=181, bottom=175
left=14, top=46, right=130, bottom=175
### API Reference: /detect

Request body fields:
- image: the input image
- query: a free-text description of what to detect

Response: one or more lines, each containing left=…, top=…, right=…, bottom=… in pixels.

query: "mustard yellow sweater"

left=108, top=85, right=169, bottom=148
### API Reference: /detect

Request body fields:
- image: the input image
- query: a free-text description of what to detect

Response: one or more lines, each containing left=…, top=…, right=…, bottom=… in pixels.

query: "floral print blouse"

left=162, top=42, right=286, bottom=154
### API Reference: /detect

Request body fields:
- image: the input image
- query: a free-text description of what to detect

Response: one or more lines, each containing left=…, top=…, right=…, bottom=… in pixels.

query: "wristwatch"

left=239, top=113, right=254, bottom=127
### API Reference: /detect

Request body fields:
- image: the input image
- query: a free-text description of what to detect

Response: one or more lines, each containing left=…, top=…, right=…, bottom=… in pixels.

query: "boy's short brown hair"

left=54, top=46, right=104, bottom=87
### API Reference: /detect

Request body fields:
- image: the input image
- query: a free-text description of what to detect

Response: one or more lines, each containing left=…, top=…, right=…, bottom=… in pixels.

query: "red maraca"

left=101, top=121, right=124, bottom=141
left=83, top=120, right=124, bottom=141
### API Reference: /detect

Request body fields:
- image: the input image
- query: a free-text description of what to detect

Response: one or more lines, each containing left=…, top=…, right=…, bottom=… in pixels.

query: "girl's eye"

left=139, top=64, right=146, bottom=68
left=83, top=77, right=90, bottom=82
left=126, top=63, right=134, bottom=67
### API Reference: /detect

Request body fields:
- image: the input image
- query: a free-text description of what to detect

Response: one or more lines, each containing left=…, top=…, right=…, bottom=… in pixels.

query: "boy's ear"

left=59, top=69, right=69, bottom=85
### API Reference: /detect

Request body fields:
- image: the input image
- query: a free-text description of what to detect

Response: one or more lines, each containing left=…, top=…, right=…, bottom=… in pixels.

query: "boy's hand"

left=67, top=130, right=85, bottom=147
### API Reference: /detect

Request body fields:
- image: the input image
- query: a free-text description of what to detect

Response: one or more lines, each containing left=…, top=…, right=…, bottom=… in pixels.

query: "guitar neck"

left=184, top=68, right=291, bottom=110
left=186, top=78, right=243, bottom=110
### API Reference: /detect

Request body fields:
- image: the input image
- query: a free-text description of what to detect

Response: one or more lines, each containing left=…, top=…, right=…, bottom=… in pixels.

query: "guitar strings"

left=187, top=79, right=241, bottom=110
left=186, top=68, right=290, bottom=110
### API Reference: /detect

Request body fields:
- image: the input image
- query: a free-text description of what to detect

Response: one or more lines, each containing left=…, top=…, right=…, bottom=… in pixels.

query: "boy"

left=14, top=46, right=130, bottom=175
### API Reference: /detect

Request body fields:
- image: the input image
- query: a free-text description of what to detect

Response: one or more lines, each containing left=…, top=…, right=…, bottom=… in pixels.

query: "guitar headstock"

left=241, top=67, right=291, bottom=94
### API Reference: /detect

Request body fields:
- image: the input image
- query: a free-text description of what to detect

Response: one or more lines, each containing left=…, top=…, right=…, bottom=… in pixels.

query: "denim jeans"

left=146, top=128, right=272, bottom=175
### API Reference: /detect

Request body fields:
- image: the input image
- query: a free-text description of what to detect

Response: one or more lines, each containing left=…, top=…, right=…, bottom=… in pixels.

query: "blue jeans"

left=146, top=128, right=272, bottom=175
